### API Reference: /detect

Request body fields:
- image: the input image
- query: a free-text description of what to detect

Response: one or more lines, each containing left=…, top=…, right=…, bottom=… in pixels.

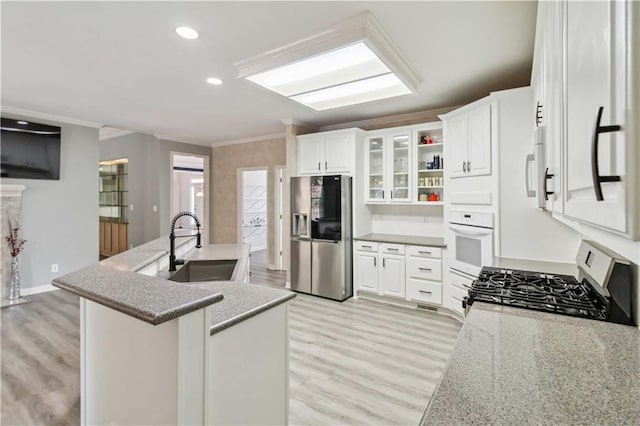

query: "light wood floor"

left=1, top=250, right=461, bottom=425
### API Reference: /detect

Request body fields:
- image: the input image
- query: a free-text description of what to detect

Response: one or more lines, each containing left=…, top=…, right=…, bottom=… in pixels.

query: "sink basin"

left=169, top=259, right=237, bottom=283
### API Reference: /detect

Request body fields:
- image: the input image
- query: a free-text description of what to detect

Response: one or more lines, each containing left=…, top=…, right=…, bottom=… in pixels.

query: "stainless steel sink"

left=168, top=259, right=237, bottom=283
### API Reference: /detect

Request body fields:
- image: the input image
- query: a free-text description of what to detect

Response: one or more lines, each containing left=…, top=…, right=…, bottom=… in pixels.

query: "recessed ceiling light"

left=206, top=77, right=223, bottom=85
left=175, top=26, right=199, bottom=40
left=17, top=121, right=28, bottom=125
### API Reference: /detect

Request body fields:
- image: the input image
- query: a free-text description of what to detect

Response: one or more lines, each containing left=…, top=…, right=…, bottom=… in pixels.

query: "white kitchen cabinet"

left=561, top=0, right=636, bottom=237
left=405, top=246, right=442, bottom=305
left=446, top=270, right=473, bottom=316
left=365, top=127, right=412, bottom=203
left=355, top=251, right=378, bottom=293
left=442, top=103, right=492, bottom=178
left=379, top=254, right=405, bottom=298
left=297, top=128, right=363, bottom=175
left=355, top=241, right=444, bottom=306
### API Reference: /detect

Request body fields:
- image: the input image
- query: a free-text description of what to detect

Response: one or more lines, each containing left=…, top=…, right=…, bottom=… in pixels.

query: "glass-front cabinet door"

left=391, top=133, right=411, bottom=201
left=366, top=135, right=385, bottom=202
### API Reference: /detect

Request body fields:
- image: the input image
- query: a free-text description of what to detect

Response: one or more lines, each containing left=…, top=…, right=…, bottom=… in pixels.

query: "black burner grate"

left=469, top=267, right=608, bottom=320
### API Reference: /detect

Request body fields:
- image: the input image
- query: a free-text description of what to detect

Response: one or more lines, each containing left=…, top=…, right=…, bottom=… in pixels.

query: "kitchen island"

left=53, top=234, right=295, bottom=425
left=421, top=302, right=640, bottom=424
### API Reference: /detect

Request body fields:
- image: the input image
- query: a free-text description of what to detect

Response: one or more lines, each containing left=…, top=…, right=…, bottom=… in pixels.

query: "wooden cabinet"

left=442, top=103, right=492, bottom=179
left=298, top=129, right=362, bottom=175
left=561, top=0, right=635, bottom=237
left=365, top=127, right=413, bottom=203
left=99, top=221, right=128, bottom=257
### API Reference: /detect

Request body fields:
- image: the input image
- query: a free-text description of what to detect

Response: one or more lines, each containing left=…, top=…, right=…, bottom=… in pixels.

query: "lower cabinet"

left=99, top=221, right=128, bottom=257
left=355, top=242, right=443, bottom=307
left=356, top=251, right=379, bottom=293
left=379, top=254, right=405, bottom=298
left=446, top=270, right=473, bottom=316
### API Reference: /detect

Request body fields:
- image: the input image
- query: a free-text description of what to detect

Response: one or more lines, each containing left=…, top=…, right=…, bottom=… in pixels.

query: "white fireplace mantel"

left=0, top=185, right=26, bottom=198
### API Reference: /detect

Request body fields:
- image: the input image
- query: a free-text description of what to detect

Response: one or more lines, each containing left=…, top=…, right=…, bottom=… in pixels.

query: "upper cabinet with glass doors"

left=365, top=128, right=412, bottom=203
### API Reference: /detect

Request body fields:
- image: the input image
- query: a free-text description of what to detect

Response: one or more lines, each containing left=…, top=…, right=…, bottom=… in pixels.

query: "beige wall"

left=212, top=137, right=286, bottom=268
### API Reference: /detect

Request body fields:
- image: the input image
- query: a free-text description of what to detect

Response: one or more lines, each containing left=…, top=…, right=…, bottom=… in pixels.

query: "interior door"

left=445, top=114, right=468, bottom=178
left=563, top=0, right=626, bottom=233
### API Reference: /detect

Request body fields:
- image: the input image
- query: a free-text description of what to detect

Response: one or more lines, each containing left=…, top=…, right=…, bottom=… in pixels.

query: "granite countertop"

left=421, top=302, right=640, bottom=425
left=354, top=233, right=446, bottom=248
left=156, top=244, right=295, bottom=334
left=53, top=263, right=223, bottom=325
left=54, top=233, right=295, bottom=330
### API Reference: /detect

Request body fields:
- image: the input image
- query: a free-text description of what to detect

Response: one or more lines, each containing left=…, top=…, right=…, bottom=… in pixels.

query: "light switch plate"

left=153, top=205, right=158, bottom=212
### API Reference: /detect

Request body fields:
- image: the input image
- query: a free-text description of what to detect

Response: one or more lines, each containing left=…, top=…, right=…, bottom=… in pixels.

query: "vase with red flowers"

left=5, top=227, right=26, bottom=303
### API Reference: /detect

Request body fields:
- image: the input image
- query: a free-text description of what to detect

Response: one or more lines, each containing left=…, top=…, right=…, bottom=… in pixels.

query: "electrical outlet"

left=130, top=204, right=134, bottom=211
left=374, top=214, right=384, bottom=221
left=153, top=205, right=158, bottom=212
left=51, top=264, right=59, bottom=273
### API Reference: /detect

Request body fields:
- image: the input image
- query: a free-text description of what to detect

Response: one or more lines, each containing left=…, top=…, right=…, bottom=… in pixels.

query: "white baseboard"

left=21, top=284, right=58, bottom=296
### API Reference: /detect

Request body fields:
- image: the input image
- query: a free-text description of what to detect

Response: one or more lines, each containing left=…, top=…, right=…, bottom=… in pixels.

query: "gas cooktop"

left=466, top=266, right=609, bottom=321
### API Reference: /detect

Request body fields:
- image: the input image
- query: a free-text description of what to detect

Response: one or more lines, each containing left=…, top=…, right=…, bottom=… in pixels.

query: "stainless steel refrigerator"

left=290, top=175, right=352, bottom=301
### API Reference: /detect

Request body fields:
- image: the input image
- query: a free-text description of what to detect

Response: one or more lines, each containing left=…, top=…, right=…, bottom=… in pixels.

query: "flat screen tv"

left=1, top=117, right=61, bottom=180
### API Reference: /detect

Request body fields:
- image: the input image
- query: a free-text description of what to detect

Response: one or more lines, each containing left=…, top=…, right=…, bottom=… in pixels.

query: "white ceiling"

left=1, top=1, right=537, bottom=146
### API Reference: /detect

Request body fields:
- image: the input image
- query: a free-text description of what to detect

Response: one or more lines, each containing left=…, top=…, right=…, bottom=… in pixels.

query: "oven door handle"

left=447, top=223, right=493, bottom=236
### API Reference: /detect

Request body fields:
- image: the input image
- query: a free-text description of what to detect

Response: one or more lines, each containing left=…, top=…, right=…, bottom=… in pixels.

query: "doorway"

left=274, top=165, right=286, bottom=270
left=238, top=168, right=268, bottom=253
left=170, top=153, right=209, bottom=243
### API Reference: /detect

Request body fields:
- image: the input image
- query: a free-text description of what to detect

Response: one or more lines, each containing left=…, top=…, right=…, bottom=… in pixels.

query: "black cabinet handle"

left=462, top=161, right=467, bottom=173
left=317, top=162, right=321, bottom=171
left=543, top=167, right=555, bottom=201
left=591, top=106, right=622, bottom=201
left=374, top=257, right=377, bottom=267
left=383, top=258, right=386, bottom=268
left=536, top=101, right=543, bottom=127
left=325, top=161, right=327, bottom=170
left=419, top=290, right=432, bottom=295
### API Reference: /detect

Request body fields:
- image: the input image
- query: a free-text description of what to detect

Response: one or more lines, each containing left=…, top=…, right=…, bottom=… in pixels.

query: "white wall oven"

left=447, top=210, right=494, bottom=277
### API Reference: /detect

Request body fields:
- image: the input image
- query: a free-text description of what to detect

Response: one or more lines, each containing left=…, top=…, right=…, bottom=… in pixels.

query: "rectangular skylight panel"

left=246, top=42, right=391, bottom=97
left=290, top=73, right=411, bottom=111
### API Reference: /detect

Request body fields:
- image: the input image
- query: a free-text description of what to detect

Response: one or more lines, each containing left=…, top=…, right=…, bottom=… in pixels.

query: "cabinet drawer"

left=406, top=279, right=442, bottom=305
left=407, top=245, right=442, bottom=259
left=356, top=241, right=378, bottom=252
left=407, top=257, right=442, bottom=281
left=379, top=243, right=405, bottom=255
left=449, top=282, right=469, bottom=301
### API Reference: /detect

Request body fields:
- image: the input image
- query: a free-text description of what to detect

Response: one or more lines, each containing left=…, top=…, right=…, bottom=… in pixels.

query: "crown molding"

left=154, top=134, right=209, bottom=147
left=99, top=127, right=135, bottom=141
left=234, top=12, right=422, bottom=92
left=212, top=132, right=286, bottom=147
left=1, top=106, right=103, bottom=128
left=318, top=106, right=458, bottom=132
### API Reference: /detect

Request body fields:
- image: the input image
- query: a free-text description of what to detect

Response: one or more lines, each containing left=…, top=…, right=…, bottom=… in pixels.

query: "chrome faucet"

left=169, top=211, right=202, bottom=272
